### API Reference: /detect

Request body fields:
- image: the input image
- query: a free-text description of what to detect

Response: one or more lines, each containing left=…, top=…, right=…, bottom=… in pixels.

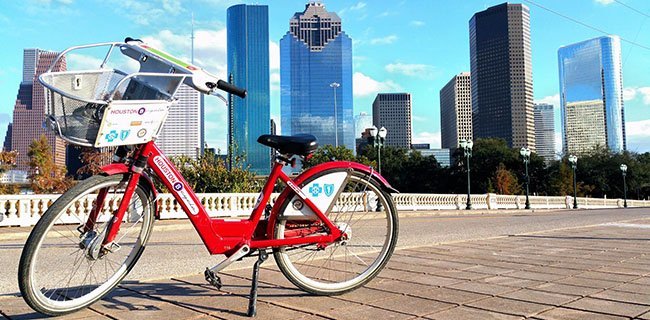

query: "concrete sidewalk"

left=4, top=218, right=650, bottom=319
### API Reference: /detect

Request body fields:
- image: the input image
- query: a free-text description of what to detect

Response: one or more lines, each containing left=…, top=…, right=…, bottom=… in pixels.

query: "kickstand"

left=247, top=250, right=268, bottom=317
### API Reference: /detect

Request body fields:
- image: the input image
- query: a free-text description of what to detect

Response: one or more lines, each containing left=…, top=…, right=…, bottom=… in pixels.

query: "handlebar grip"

left=216, top=80, right=247, bottom=98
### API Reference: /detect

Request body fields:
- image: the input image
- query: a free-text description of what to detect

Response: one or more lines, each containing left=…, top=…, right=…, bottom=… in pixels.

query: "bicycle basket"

left=41, top=70, right=127, bottom=146
left=38, top=42, right=197, bottom=147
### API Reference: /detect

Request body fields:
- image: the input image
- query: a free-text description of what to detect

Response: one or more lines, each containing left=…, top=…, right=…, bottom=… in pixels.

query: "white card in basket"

left=94, top=100, right=170, bottom=147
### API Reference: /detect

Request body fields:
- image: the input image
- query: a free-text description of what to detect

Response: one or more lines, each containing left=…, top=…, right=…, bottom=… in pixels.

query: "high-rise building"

left=534, top=103, right=555, bottom=161
left=3, top=123, right=12, bottom=151
left=156, top=84, right=202, bottom=159
left=372, top=93, right=412, bottom=149
left=280, top=2, right=354, bottom=150
left=558, top=35, right=626, bottom=154
left=354, top=112, right=372, bottom=137
left=227, top=4, right=271, bottom=175
left=11, top=49, right=67, bottom=171
left=440, top=72, right=472, bottom=149
left=469, top=3, right=535, bottom=150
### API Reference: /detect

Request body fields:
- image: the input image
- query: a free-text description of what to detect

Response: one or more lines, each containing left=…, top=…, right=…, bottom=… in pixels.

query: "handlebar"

left=207, top=80, right=247, bottom=98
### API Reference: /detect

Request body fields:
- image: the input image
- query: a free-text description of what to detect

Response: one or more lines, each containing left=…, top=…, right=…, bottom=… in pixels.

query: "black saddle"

left=257, top=134, right=318, bottom=156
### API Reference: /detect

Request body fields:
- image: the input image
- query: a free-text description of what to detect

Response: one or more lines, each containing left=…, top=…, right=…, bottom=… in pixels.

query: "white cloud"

left=107, top=0, right=184, bottom=26
left=410, top=20, right=425, bottom=27
left=535, top=94, right=560, bottom=107
left=353, top=72, right=401, bottom=97
left=269, top=41, right=280, bottom=70
left=270, top=72, right=280, bottom=92
left=626, top=120, right=650, bottom=153
left=370, top=35, right=398, bottom=45
left=142, top=28, right=227, bottom=78
left=385, top=62, right=438, bottom=79
left=624, top=87, right=650, bottom=105
left=339, top=2, right=366, bottom=15
left=413, top=131, right=441, bottom=149
left=594, top=0, right=615, bottom=4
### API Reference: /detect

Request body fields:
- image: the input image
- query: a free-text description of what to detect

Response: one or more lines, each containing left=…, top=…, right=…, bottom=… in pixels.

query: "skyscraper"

left=156, top=84, right=202, bottom=159
left=11, top=49, right=67, bottom=171
left=228, top=4, right=271, bottom=175
left=440, top=72, right=472, bottom=149
left=3, top=124, right=12, bottom=151
left=534, top=103, right=555, bottom=161
left=469, top=3, right=535, bottom=150
left=354, top=112, right=373, bottom=138
left=372, top=93, right=412, bottom=149
left=558, top=35, right=626, bottom=154
left=280, top=2, right=354, bottom=150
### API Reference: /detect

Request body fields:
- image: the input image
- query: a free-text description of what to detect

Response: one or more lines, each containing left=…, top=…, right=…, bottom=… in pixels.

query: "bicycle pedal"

left=204, top=268, right=222, bottom=290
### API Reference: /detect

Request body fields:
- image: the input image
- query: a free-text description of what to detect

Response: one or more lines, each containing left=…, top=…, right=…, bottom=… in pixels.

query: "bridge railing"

left=1, top=193, right=648, bottom=227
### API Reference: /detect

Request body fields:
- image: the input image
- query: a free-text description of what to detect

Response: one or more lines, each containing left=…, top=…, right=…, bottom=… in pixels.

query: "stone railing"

left=1, top=193, right=648, bottom=227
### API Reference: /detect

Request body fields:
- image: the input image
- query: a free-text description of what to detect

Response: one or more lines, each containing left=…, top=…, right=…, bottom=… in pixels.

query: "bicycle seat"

left=257, top=134, right=318, bottom=156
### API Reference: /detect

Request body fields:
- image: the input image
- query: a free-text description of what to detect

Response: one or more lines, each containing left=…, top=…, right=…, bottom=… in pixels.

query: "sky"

left=0, top=0, right=649, bottom=155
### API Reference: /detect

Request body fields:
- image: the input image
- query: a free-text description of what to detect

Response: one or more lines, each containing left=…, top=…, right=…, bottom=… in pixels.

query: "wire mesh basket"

left=39, top=42, right=190, bottom=147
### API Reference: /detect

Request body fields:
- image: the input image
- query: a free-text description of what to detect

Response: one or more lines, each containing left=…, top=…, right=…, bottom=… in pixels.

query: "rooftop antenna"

left=191, top=12, right=195, bottom=64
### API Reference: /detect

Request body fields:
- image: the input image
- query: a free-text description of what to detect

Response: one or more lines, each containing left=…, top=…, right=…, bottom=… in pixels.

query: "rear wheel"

left=273, top=169, right=398, bottom=295
left=18, top=174, right=154, bottom=316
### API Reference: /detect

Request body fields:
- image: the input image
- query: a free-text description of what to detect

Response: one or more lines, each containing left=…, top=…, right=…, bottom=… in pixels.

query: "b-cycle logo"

left=138, top=107, right=146, bottom=115
left=153, top=156, right=199, bottom=215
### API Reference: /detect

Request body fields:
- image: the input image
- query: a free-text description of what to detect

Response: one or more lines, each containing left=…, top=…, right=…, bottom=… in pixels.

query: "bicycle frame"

left=99, top=141, right=345, bottom=256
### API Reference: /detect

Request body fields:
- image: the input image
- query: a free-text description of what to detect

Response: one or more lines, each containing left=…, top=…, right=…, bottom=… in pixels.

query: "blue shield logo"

left=120, top=130, right=130, bottom=141
left=324, top=184, right=334, bottom=197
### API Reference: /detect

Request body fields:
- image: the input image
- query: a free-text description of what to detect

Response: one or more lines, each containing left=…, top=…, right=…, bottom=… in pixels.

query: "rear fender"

left=101, top=163, right=160, bottom=218
left=266, top=161, right=397, bottom=238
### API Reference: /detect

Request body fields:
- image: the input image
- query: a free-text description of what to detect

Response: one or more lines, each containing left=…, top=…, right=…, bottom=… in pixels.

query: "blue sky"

left=0, top=0, right=649, bottom=154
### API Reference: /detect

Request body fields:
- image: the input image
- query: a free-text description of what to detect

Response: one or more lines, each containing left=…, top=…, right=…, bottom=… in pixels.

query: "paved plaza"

left=3, top=211, right=650, bottom=319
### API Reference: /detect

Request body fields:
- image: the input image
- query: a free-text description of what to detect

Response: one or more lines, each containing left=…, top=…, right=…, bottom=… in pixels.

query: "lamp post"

left=520, top=147, right=531, bottom=210
left=329, top=82, right=340, bottom=147
left=459, top=139, right=473, bottom=210
left=368, top=126, right=387, bottom=174
left=568, top=155, right=578, bottom=209
left=620, top=164, right=628, bottom=208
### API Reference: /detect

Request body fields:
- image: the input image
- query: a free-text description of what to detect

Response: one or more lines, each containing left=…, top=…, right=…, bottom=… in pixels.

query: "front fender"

left=267, top=161, right=397, bottom=238
left=101, top=163, right=160, bottom=218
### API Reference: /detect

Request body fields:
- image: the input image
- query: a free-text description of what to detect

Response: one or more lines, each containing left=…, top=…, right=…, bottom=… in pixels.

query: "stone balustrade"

left=1, top=193, right=648, bottom=227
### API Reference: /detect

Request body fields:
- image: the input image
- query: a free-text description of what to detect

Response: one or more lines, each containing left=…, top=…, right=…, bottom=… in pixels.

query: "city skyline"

left=0, top=1, right=649, bottom=155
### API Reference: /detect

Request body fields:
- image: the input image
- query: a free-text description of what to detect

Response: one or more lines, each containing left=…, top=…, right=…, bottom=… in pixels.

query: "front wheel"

left=18, top=174, right=154, bottom=316
left=273, top=169, right=399, bottom=295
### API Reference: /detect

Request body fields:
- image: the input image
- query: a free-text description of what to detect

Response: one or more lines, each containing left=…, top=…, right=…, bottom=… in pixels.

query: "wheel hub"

left=336, top=222, right=351, bottom=245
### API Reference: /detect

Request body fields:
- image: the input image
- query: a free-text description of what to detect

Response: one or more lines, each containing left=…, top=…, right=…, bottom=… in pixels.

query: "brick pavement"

left=4, top=219, right=650, bottom=319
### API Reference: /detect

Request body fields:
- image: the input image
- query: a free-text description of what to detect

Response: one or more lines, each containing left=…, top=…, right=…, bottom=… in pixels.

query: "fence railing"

left=1, top=193, right=648, bottom=227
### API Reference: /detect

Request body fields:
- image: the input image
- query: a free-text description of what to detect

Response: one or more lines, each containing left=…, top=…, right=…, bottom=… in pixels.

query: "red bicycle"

left=18, top=39, right=399, bottom=316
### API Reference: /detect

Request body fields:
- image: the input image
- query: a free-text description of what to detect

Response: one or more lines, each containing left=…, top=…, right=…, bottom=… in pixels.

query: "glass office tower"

left=280, top=2, right=354, bottom=151
left=227, top=4, right=271, bottom=175
left=558, top=35, right=626, bottom=154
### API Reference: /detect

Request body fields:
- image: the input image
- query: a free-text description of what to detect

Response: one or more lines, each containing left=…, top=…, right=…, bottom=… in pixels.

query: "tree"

left=77, top=147, right=114, bottom=177
left=28, top=135, right=71, bottom=194
left=493, top=163, right=522, bottom=195
left=302, top=145, right=370, bottom=169
left=171, top=150, right=259, bottom=193
left=0, top=151, right=20, bottom=194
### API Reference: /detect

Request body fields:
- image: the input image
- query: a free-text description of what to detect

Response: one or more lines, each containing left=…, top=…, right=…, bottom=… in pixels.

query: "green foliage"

left=170, top=150, right=259, bottom=193
left=28, top=135, right=71, bottom=194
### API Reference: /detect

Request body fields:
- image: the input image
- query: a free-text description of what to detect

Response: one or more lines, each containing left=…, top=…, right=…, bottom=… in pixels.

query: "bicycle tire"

left=273, top=168, right=398, bottom=295
left=18, top=174, right=154, bottom=316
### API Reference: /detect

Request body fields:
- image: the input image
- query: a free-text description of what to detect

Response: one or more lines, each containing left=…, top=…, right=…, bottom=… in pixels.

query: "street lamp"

left=459, top=139, right=473, bottom=210
left=520, top=147, right=531, bottom=210
left=329, top=82, right=340, bottom=147
left=368, top=126, right=387, bottom=174
left=568, top=155, right=578, bottom=209
left=620, top=164, right=628, bottom=208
